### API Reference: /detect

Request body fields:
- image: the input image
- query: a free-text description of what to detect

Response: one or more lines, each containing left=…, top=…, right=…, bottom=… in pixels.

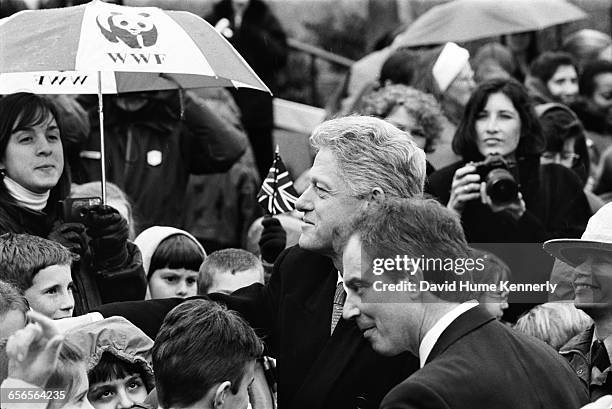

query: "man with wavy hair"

left=96, top=115, right=426, bottom=409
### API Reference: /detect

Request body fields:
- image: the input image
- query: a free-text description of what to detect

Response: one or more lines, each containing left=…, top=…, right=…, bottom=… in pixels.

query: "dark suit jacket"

left=96, top=246, right=418, bottom=409
left=380, top=306, right=589, bottom=409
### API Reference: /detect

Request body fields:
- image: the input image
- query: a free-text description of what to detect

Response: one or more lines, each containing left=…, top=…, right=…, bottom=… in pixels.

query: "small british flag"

left=258, top=147, right=299, bottom=215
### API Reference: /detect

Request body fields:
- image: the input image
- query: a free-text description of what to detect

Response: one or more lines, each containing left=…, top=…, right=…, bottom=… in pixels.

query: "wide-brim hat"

left=543, top=203, right=612, bottom=267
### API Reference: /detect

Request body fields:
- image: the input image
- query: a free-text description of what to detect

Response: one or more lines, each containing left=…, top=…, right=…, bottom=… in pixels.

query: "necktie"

left=592, top=340, right=611, bottom=373
left=331, top=282, right=346, bottom=334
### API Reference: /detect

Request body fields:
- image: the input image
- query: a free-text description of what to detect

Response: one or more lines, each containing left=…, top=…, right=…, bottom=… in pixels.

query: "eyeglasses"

left=540, top=151, right=580, bottom=166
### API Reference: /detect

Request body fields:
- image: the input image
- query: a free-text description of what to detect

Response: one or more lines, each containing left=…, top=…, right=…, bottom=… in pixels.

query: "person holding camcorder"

left=427, top=78, right=591, bottom=244
left=0, top=93, right=146, bottom=315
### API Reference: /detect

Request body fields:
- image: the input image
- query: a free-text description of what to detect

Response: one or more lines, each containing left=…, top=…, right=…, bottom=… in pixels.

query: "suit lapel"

left=279, top=256, right=338, bottom=408
left=291, top=314, right=366, bottom=408
left=426, top=305, right=495, bottom=365
left=286, top=263, right=366, bottom=409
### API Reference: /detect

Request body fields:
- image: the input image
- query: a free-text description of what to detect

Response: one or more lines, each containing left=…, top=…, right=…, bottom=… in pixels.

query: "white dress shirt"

left=418, top=301, right=479, bottom=368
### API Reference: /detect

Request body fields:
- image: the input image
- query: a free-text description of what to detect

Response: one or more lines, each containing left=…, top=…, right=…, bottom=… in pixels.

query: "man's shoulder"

left=276, top=245, right=334, bottom=271
left=273, top=245, right=336, bottom=290
left=380, top=373, right=451, bottom=409
left=419, top=313, right=570, bottom=380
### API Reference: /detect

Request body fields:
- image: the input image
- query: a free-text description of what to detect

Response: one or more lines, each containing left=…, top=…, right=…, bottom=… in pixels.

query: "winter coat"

left=206, top=0, right=287, bottom=129
left=0, top=179, right=146, bottom=314
left=559, top=325, right=612, bottom=402
left=427, top=159, right=590, bottom=243
left=75, top=91, right=247, bottom=233
left=427, top=159, right=591, bottom=321
left=183, top=88, right=261, bottom=250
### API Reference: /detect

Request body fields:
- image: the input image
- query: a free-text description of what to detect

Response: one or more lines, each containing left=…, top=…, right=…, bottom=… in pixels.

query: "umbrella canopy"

left=0, top=70, right=259, bottom=94
left=393, top=0, right=588, bottom=48
left=0, top=0, right=269, bottom=93
left=0, top=0, right=270, bottom=204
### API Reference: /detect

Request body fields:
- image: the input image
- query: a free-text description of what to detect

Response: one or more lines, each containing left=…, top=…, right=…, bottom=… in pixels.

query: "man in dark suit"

left=95, top=115, right=427, bottom=409
left=341, top=198, right=589, bottom=409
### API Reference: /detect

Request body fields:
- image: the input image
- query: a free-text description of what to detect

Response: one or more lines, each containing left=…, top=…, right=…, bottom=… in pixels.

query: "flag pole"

left=97, top=71, right=107, bottom=204
left=270, top=145, right=280, bottom=216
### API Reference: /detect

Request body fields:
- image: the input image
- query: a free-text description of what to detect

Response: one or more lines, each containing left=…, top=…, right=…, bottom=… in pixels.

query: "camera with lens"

left=472, top=154, right=519, bottom=205
left=60, top=197, right=102, bottom=223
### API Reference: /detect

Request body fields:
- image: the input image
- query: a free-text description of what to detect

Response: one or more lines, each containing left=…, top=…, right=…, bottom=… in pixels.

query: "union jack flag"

left=258, top=149, right=299, bottom=215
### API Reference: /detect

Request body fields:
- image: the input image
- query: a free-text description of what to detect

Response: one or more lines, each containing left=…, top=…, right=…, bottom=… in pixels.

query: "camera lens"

left=486, top=168, right=518, bottom=205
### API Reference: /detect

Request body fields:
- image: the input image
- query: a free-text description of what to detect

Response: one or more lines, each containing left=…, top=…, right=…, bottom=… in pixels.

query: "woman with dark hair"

left=427, top=78, right=591, bottom=243
left=526, top=51, right=579, bottom=105
left=0, top=93, right=146, bottom=313
left=570, top=60, right=612, bottom=166
left=536, top=103, right=603, bottom=214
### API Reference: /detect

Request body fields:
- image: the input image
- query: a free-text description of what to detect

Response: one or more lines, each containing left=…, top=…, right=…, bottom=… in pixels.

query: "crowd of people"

left=2, top=0, right=612, bottom=408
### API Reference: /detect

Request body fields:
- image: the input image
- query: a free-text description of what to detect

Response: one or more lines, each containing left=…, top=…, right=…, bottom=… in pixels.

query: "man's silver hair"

left=310, top=115, right=426, bottom=198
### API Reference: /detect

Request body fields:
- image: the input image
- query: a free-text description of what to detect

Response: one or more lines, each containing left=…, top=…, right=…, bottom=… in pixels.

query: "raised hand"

left=5, top=311, right=64, bottom=388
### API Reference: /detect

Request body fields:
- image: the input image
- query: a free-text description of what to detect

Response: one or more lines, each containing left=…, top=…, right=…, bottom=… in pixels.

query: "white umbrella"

left=0, top=0, right=270, bottom=201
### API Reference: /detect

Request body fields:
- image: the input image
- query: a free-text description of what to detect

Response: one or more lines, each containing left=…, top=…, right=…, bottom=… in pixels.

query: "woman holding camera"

left=0, top=93, right=146, bottom=314
left=427, top=78, right=591, bottom=243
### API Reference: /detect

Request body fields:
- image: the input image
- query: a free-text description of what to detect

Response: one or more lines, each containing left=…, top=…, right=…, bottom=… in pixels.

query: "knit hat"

left=543, top=203, right=612, bottom=267
left=432, top=42, right=470, bottom=93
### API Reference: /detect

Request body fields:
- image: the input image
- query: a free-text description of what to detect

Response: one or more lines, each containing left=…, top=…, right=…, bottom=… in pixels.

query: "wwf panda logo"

left=96, top=11, right=158, bottom=49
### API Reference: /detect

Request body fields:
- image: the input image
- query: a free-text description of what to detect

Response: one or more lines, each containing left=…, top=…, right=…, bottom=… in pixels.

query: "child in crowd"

left=0, top=233, right=75, bottom=319
left=134, top=226, right=206, bottom=300
left=198, top=248, right=264, bottom=295
left=0, top=280, right=28, bottom=339
left=1, top=310, right=94, bottom=409
left=471, top=248, right=512, bottom=320
left=152, top=299, right=263, bottom=409
left=514, top=302, right=592, bottom=351
left=66, top=316, right=155, bottom=409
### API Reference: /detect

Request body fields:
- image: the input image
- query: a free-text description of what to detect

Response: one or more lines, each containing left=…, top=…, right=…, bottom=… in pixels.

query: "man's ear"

left=360, top=188, right=385, bottom=212
left=213, top=381, right=232, bottom=409
left=370, top=187, right=385, bottom=202
left=406, top=269, right=424, bottom=301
